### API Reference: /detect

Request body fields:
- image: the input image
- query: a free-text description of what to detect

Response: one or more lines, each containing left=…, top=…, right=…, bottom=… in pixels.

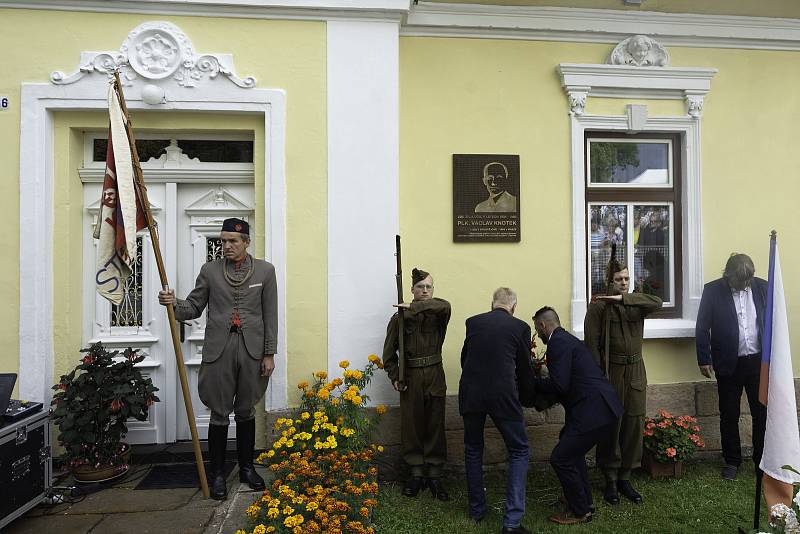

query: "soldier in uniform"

left=584, top=246, right=661, bottom=505
left=159, top=218, right=277, bottom=500
left=382, top=268, right=451, bottom=500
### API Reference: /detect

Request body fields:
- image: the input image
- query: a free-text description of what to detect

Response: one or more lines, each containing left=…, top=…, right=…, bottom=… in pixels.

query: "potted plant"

left=642, top=409, right=705, bottom=479
left=51, top=342, right=159, bottom=482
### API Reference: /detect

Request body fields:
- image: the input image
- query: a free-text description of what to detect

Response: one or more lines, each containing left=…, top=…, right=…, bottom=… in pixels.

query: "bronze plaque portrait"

left=453, top=154, right=520, bottom=242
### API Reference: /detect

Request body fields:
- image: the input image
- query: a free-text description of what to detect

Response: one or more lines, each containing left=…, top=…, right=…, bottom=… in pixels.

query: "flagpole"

left=112, top=71, right=210, bottom=499
left=752, top=229, right=777, bottom=529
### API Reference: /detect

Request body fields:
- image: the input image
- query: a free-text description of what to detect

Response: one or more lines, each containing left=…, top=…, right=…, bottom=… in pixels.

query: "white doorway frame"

left=19, top=68, right=288, bottom=413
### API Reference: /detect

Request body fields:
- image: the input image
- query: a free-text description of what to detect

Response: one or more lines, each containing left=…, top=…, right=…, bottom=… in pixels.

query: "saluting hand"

left=597, top=294, right=623, bottom=302
left=158, top=289, right=176, bottom=306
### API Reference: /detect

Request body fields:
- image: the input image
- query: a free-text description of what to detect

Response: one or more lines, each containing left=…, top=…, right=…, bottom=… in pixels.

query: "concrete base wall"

left=262, top=380, right=800, bottom=480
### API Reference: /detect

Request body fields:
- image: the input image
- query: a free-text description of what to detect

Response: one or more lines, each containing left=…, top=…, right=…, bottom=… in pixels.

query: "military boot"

left=236, top=419, right=266, bottom=491
left=207, top=424, right=229, bottom=500
left=603, top=475, right=620, bottom=505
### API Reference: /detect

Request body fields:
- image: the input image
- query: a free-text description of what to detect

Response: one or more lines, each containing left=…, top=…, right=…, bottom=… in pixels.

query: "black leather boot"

left=603, top=478, right=620, bottom=505
left=207, top=424, right=229, bottom=500
left=402, top=476, right=426, bottom=497
left=427, top=478, right=450, bottom=501
left=237, top=419, right=266, bottom=491
left=617, top=479, right=643, bottom=504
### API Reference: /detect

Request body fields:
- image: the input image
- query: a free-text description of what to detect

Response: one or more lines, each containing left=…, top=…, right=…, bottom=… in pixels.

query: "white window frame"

left=570, top=114, right=702, bottom=339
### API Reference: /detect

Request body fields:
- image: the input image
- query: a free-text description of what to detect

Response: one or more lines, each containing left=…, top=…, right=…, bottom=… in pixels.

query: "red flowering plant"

left=51, top=342, right=159, bottom=469
left=643, top=409, right=705, bottom=463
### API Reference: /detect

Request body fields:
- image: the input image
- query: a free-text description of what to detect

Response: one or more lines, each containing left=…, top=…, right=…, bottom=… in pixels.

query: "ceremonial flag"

left=93, top=84, right=147, bottom=305
left=759, top=233, right=800, bottom=508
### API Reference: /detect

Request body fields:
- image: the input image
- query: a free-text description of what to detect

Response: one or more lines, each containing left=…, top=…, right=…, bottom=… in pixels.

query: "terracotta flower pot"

left=72, top=442, right=131, bottom=483
left=642, top=450, right=683, bottom=479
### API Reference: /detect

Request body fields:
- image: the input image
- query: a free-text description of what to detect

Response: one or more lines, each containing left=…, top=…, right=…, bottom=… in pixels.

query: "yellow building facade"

left=1, top=0, right=798, bottom=449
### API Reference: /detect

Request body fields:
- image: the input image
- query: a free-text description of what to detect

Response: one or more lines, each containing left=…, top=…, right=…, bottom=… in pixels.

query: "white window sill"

left=572, top=318, right=696, bottom=340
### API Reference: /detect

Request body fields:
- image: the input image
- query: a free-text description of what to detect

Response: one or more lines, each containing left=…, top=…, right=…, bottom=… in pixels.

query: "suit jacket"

left=534, top=328, right=622, bottom=432
left=696, top=277, right=767, bottom=377
left=458, top=308, right=535, bottom=421
left=174, top=257, right=278, bottom=363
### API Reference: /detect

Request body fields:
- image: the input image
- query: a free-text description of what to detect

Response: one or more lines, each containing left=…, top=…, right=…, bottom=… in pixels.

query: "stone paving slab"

left=66, top=488, right=199, bottom=514
left=3, top=514, right=103, bottom=534
left=95, top=507, right=216, bottom=534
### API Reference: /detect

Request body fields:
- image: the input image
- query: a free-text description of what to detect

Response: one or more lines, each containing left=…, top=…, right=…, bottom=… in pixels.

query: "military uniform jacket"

left=584, top=292, right=662, bottom=373
left=174, top=257, right=278, bottom=363
left=382, top=297, right=451, bottom=384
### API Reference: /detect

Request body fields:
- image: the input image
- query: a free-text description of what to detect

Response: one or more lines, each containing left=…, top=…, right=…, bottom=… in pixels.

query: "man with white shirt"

left=474, top=162, right=517, bottom=213
left=696, top=253, right=767, bottom=480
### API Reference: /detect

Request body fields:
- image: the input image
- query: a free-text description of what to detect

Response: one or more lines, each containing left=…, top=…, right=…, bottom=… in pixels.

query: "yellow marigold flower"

left=315, top=370, right=328, bottom=380
left=282, top=505, right=295, bottom=515
left=332, top=378, right=343, bottom=387
left=266, top=528, right=275, bottom=534
left=378, top=445, right=384, bottom=452
left=301, top=411, right=310, bottom=420
left=360, top=507, right=369, bottom=518
left=343, top=370, right=353, bottom=379
left=304, top=390, right=315, bottom=398
left=331, top=398, right=340, bottom=406
left=339, top=360, right=350, bottom=369
left=376, top=404, right=387, bottom=415
left=253, top=525, right=267, bottom=534
left=267, top=507, right=280, bottom=519
left=341, top=428, right=355, bottom=437
left=351, top=395, right=362, bottom=405
left=352, top=370, right=363, bottom=380
left=317, top=389, right=330, bottom=400
left=307, top=501, right=319, bottom=511
left=297, top=381, right=309, bottom=390
left=368, top=354, right=380, bottom=364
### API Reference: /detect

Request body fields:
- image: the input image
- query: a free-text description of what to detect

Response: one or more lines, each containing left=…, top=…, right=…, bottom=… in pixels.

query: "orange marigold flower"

left=297, top=381, right=309, bottom=390
left=315, top=371, right=328, bottom=380
left=339, top=360, right=350, bottom=369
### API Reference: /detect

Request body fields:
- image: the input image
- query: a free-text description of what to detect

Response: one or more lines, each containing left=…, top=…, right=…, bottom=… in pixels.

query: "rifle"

left=395, top=235, right=405, bottom=385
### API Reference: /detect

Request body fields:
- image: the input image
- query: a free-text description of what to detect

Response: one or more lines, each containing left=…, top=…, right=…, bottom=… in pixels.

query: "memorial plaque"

left=453, top=154, right=520, bottom=242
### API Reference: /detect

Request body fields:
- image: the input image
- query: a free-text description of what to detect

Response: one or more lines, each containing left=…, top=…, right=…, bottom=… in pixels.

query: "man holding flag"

left=696, top=253, right=767, bottom=481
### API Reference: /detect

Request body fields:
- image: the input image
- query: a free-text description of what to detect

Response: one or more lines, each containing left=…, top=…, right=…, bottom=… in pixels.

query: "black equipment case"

left=0, top=410, right=52, bottom=529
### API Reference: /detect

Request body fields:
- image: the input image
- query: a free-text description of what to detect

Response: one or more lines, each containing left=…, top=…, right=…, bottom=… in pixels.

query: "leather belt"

left=609, top=353, right=642, bottom=365
left=739, top=352, right=761, bottom=359
left=405, top=354, right=442, bottom=368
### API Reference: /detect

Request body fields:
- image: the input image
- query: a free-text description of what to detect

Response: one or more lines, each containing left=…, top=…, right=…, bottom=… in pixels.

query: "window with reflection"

left=586, top=133, right=682, bottom=317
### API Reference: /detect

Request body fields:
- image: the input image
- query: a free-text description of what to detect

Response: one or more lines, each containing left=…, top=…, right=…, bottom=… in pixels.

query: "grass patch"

left=375, top=461, right=767, bottom=533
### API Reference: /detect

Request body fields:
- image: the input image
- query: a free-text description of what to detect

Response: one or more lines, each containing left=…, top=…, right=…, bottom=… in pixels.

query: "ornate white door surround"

left=19, top=21, right=287, bottom=412
left=558, top=35, right=717, bottom=339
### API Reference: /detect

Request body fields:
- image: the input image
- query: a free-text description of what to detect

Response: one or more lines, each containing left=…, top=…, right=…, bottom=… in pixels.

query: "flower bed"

left=239, top=356, right=386, bottom=534
left=643, top=409, right=705, bottom=463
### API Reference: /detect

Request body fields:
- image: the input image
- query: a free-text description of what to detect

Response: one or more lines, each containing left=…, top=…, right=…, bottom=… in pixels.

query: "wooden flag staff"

left=112, top=71, right=210, bottom=499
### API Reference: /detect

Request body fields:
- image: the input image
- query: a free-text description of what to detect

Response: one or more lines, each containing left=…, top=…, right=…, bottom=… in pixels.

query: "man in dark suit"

left=459, top=287, right=535, bottom=534
left=532, top=306, right=623, bottom=525
left=696, top=253, right=767, bottom=480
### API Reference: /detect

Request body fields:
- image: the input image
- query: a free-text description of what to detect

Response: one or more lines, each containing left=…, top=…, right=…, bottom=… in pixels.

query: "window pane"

left=206, top=237, right=223, bottom=262
left=589, top=140, right=670, bottom=186
left=94, top=139, right=171, bottom=162
left=589, top=204, right=627, bottom=298
left=111, top=236, right=143, bottom=327
left=634, top=205, right=671, bottom=303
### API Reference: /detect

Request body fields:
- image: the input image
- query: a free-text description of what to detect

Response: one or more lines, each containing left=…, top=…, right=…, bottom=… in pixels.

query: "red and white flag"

left=93, top=84, right=146, bottom=305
